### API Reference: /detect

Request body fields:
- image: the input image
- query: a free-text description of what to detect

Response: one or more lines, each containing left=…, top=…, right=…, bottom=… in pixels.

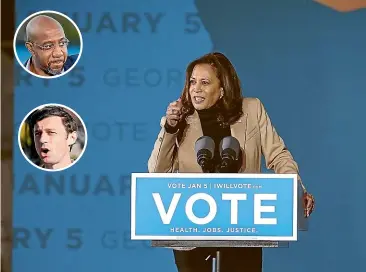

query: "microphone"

left=218, top=136, right=241, bottom=173
left=195, top=136, right=215, bottom=173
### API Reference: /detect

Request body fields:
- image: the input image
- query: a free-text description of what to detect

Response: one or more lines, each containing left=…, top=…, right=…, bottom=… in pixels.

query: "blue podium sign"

left=131, top=173, right=298, bottom=241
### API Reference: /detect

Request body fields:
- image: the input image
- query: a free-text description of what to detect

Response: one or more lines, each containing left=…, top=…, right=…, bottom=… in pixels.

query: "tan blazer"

left=148, top=97, right=306, bottom=192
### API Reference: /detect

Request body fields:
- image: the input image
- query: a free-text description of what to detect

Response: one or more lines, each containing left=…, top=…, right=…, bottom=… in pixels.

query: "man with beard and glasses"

left=23, top=15, right=79, bottom=77
left=28, top=106, right=78, bottom=170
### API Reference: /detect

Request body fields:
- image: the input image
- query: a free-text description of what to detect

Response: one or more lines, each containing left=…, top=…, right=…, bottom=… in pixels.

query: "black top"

left=165, top=106, right=239, bottom=172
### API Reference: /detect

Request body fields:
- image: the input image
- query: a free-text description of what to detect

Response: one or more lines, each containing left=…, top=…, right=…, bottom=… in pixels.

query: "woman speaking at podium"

left=148, top=52, right=315, bottom=272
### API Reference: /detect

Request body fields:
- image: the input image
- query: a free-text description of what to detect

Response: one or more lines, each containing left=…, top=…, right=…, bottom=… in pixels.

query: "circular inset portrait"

left=13, top=10, right=83, bottom=79
left=18, top=104, right=87, bottom=172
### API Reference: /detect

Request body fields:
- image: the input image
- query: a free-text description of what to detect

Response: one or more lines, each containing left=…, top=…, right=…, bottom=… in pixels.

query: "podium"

left=131, top=173, right=308, bottom=272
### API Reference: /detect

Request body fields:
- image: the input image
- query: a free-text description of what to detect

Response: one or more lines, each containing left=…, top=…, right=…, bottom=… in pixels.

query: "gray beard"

left=33, top=57, right=63, bottom=76
left=43, top=65, right=63, bottom=76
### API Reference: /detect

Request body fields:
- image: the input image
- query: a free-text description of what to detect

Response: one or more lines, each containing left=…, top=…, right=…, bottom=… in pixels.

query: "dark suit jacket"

left=63, top=54, right=79, bottom=71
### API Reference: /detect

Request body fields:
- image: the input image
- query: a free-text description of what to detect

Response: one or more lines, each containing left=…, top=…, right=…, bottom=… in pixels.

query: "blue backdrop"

left=13, top=1, right=366, bottom=272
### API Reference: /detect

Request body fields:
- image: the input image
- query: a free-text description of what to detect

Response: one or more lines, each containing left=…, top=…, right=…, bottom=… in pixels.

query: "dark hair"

left=28, top=106, right=78, bottom=135
left=180, top=52, right=244, bottom=127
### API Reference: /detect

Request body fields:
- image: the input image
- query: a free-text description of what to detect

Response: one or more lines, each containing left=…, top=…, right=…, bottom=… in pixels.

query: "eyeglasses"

left=28, top=38, right=70, bottom=51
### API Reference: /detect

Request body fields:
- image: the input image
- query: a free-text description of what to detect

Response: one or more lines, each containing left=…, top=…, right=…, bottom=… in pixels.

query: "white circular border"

left=13, top=10, right=84, bottom=79
left=18, top=103, right=88, bottom=172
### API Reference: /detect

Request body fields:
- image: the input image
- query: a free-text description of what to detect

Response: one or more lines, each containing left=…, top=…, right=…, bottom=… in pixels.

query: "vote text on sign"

left=131, top=173, right=298, bottom=241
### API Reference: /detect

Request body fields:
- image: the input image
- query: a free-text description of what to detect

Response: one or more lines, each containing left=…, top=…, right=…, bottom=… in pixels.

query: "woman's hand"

left=166, top=98, right=183, bottom=127
left=303, top=192, right=315, bottom=217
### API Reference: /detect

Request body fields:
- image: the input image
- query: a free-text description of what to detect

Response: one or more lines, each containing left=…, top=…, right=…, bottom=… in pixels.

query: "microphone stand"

left=211, top=248, right=221, bottom=272
left=195, top=137, right=241, bottom=272
left=198, top=163, right=222, bottom=272
left=210, top=157, right=241, bottom=272
left=211, top=167, right=223, bottom=272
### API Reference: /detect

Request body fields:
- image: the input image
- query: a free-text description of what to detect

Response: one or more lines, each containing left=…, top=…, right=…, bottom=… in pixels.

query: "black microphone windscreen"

left=195, top=136, right=215, bottom=157
left=219, top=136, right=240, bottom=159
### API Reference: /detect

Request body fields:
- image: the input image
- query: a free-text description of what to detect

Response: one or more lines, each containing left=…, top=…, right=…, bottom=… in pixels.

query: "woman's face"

left=189, top=64, right=222, bottom=110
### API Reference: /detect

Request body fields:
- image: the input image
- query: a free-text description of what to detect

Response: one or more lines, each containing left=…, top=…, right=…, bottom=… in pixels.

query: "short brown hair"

left=28, top=105, right=78, bottom=135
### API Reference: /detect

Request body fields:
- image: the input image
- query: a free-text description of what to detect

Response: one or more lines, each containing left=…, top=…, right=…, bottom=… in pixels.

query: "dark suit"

left=63, top=54, right=79, bottom=71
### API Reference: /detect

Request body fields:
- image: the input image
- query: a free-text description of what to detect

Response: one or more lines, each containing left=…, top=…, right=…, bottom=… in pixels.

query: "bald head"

left=24, top=15, right=69, bottom=76
left=25, top=15, right=65, bottom=42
